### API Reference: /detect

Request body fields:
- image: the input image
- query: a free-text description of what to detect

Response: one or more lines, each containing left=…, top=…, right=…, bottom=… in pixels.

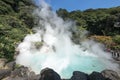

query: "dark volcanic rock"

left=89, top=72, right=106, bottom=80
left=39, top=68, right=61, bottom=80
left=0, top=69, right=11, bottom=79
left=101, top=70, right=120, bottom=80
left=70, top=71, right=88, bottom=80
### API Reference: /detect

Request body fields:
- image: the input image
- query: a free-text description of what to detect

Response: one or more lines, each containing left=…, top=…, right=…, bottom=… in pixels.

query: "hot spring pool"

left=17, top=51, right=106, bottom=78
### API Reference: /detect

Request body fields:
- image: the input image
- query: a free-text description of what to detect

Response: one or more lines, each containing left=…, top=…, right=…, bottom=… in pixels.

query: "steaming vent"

left=15, top=0, right=119, bottom=78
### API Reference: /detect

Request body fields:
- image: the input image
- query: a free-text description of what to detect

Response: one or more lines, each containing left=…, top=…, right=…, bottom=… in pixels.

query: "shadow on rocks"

left=89, top=72, right=106, bottom=80
left=70, top=71, right=88, bottom=80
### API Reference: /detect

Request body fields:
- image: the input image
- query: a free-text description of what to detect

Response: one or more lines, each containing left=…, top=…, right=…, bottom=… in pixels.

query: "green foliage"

left=56, top=8, right=69, bottom=20
left=113, top=35, right=120, bottom=44
left=0, top=0, right=36, bottom=61
left=56, top=7, right=120, bottom=36
left=0, top=0, right=14, bottom=14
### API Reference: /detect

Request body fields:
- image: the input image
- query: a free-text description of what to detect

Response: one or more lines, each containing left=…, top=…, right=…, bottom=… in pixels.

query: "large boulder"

left=70, top=71, right=88, bottom=80
left=101, top=70, right=120, bottom=80
left=89, top=72, right=106, bottom=80
left=39, top=68, right=61, bottom=80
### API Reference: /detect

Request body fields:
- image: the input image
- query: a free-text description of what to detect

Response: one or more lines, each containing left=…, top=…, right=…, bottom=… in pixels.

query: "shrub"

left=113, top=35, right=120, bottom=44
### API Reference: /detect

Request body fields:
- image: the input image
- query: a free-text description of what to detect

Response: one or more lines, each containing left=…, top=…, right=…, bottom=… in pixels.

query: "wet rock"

left=70, top=71, right=88, bottom=80
left=89, top=72, right=106, bottom=80
left=101, top=70, right=120, bottom=80
left=39, top=68, right=61, bottom=80
left=0, top=69, right=11, bottom=79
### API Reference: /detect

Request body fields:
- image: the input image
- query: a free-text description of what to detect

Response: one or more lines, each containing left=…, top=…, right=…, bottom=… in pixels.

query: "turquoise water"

left=60, top=56, right=105, bottom=78
left=26, top=53, right=106, bottom=79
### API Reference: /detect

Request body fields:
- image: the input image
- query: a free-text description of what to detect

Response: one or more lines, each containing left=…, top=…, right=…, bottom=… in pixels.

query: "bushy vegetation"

left=112, top=35, right=120, bottom=50
left=113, top=35, right=120, bottom=44
left=0, top=0, right=36, bottom=61
left=57, top=7, right=120, bottom=36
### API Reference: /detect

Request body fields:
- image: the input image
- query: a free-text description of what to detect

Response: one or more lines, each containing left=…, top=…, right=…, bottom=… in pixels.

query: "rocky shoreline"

left=0, top=58, right=120, bottom=80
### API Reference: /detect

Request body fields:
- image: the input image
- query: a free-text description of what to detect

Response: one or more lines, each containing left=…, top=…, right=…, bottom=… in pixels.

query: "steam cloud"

left=16, top=0, right=119, bottom=78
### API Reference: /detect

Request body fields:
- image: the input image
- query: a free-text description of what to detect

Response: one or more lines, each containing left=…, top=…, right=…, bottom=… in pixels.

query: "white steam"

left=16, top=0, right=119, bottom=78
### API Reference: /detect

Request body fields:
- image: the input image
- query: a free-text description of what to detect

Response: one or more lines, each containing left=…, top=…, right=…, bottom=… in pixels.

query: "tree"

left=56, top=8, right=69, bottom=20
